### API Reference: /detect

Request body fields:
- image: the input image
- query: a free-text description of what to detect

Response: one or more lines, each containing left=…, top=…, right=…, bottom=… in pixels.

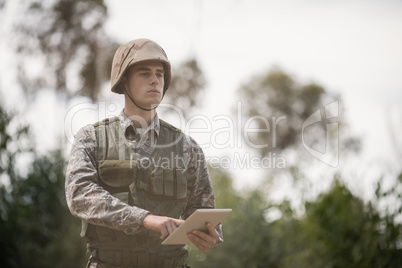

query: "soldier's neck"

left=123, top=106, right=157, bottom=128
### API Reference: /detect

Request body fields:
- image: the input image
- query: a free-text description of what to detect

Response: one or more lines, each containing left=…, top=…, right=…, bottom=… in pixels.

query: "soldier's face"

left=124, top=60, right=165, bottom=109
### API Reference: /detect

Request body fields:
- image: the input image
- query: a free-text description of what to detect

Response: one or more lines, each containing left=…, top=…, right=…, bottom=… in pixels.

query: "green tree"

left=289, top=177, right=402, bottom=268
left=13, top=0, right=114, bottom=101
left=0, top=103, right=86, bottom=267
left=187, top=166, right=402, bottom=268
left=237, top=67, right=360, bottom=157
left=0, top=99, right=32, bottom=267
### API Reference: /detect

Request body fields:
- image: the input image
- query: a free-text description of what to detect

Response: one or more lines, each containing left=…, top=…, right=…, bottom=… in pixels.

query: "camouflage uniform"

left=66, top=111, right=222, bottom=267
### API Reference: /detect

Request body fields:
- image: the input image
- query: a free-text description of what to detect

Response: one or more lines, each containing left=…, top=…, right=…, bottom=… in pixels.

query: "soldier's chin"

left=150, top=99, right=162, bottom=107
left=148, top=101, right=161, bottom=110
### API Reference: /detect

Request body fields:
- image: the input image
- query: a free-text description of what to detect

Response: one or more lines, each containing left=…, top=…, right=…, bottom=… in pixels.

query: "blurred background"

left=0, top=0, right=401, bottom=267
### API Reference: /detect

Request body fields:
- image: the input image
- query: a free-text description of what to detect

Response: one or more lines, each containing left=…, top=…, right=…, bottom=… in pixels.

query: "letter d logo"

left=302, top=101, right=339, bottom=167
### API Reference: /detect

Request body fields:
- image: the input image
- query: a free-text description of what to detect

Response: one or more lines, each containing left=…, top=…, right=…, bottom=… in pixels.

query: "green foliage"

left=0, top=104, right=32, bottom=190
left=238, top=68, right=324, bottom=154
left=237, top=67, right=360, bottom=157
left=0, top=104, right=86, bottom=267
left=188, top=167, right=402, bottom=268
left=290, top=178, right=402, bottom=268
left=13, top=0, right=113, bottom=101
left=302, top=180, right=373, bottom=267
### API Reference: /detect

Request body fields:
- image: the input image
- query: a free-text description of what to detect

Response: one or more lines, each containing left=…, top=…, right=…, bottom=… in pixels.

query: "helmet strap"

left=124, top=88, right=158, bottom=111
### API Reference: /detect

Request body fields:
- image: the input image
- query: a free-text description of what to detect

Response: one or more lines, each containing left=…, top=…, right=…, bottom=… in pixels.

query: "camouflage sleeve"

left=182, top=135, right=224, bottom=244
left=65, top=125, right=150, bottom=235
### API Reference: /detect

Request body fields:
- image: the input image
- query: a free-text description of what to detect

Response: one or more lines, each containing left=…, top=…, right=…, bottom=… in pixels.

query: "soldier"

left=65, top=38, right=222, bottom=268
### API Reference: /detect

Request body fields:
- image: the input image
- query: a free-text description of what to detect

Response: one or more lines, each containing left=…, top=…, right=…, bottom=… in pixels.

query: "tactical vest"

left=82, top=117, right=189, bottom=266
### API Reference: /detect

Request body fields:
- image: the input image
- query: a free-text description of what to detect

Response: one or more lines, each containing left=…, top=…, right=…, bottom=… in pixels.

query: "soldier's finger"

left=191, top=229, right=215, bottom=248
left=160, top=225, right=168, bottom=240
left=174, top=218, right=184, bottom=227
left=206, top=223, right=218, bottom=239
left=187, top=233, right=210, bottom=251
left=166, top=222, right=176, bottom=235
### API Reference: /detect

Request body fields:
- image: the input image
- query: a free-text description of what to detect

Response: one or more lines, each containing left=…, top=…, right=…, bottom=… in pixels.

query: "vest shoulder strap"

left=159, top=119, right=182, bottom=134
left=93, top=116, right=119, bottom=128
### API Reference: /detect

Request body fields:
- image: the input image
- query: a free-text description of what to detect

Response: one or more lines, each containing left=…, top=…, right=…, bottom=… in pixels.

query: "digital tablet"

left=161, top=208, right=232, bottom=245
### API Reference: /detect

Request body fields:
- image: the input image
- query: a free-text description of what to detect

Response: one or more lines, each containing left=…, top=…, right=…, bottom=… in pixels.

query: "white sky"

left=1, top=0, right=402, bottom=201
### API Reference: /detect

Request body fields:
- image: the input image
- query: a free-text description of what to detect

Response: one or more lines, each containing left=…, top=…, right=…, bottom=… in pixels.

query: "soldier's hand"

left=143, top=214, right=184, bottom=240
left=187, top=222, right=219, bottom=252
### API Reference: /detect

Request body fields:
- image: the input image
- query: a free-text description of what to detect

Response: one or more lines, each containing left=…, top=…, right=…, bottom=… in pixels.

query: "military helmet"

left=111, top=38, right=171, bottom=95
